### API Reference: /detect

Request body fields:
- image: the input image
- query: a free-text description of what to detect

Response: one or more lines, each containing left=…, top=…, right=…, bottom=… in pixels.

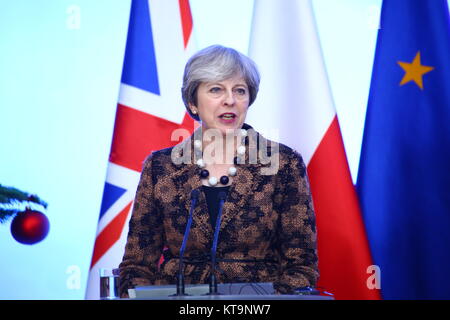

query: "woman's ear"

left=189, top=104, right=198, bottom=115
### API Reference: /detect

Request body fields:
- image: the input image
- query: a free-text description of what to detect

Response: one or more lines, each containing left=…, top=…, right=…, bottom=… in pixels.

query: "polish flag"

left=248, top=0, right=380, bottom=299
left=85, top=0, right=196, bottom=299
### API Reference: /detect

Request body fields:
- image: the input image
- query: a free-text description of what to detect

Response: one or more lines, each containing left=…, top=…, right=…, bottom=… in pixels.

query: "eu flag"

left=357, top=0, right=450, bottom=299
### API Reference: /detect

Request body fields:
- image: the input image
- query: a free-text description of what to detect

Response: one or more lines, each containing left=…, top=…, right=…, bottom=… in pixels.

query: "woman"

left=118, top=45, right=318, bottom=297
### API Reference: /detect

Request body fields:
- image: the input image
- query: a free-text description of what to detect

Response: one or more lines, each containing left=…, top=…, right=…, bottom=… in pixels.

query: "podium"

left=127, top=283, right=333, bottom=300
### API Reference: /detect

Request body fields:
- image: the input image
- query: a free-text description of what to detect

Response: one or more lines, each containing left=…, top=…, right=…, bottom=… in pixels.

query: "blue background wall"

left=1, top=0, right=445, bottom=299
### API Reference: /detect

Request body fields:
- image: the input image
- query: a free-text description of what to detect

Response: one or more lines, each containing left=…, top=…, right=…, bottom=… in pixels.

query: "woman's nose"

left=223, top=89, right=236, bottom=106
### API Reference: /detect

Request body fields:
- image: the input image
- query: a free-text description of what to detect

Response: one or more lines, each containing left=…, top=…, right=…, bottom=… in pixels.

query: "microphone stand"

left=208, top=191, right=227, bottom=295
left=173, top=189, right=200, bottom=296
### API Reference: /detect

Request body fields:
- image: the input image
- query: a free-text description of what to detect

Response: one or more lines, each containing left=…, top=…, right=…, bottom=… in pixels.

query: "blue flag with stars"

left=357, top=0, right=450, bottom=299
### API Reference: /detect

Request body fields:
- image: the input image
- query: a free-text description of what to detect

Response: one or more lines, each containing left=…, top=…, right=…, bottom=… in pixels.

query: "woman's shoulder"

left=257, top=133, right=305, bottom=164
left=141, top=145, right=179, bottom=173
left=253, top=132, right=306, bottom=178
left=247, top=124, right=303, bottom=160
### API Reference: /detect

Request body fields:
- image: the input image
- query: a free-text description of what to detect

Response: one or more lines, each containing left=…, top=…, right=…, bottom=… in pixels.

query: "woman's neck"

left=201, top=128, right=242, bottom=166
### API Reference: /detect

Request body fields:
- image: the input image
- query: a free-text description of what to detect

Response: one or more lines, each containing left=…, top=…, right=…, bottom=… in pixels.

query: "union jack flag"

left=85, top=0, right=196, bottom=299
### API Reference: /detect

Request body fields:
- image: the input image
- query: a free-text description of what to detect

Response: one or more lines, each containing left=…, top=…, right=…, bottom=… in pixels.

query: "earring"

left=191, top=109, right=197, bottom=114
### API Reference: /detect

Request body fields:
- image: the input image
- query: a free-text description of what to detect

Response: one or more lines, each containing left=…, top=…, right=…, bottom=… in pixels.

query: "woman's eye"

left=235, top=88, right=247, bottom=95
left=210, top=87, right=222, bottom=93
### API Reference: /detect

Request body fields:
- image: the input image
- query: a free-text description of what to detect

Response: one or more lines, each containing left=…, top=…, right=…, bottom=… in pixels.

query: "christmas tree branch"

left=0, top=184, right=48, bottom=223
left=0, top=208, right=18, bottom=223
left=0, top=184, right=48, bottom=207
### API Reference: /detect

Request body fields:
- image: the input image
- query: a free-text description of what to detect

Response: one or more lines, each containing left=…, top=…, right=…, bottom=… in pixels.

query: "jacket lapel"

left=170, top=135, right=214, bottom=249
left=220, top=127, right=266, bottom=234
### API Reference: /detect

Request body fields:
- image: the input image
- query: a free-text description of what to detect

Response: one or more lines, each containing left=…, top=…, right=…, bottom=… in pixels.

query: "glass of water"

left=99, top=268, right=120, bottom=300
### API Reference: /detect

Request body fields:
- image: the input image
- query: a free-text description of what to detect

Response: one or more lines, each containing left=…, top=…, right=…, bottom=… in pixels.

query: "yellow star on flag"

left=397, top=51, right=434, bottom=90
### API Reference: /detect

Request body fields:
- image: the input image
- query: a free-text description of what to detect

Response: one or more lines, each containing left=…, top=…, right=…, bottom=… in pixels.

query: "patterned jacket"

left=118, top=125, right=319, bottom=296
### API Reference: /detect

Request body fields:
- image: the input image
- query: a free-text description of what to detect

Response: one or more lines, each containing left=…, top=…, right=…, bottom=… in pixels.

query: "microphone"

left=174, top=189, right=200, bottom=296
left=208, top=191, right=227, bottom=295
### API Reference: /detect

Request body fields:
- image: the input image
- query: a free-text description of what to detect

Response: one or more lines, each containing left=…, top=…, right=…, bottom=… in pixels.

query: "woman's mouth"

left=218, top=113, right=237, bottom=124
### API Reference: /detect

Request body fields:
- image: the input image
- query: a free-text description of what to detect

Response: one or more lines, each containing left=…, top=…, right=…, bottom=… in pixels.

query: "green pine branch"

left=0, top=207, right=18, bottom=223
left=0, top=184, right=48, bottom=223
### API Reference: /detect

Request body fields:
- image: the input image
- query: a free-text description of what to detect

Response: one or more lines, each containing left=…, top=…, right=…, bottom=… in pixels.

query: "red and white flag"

left=85, top=0, right=196, bottom=299
left=248, top=0, right=380, bottom=299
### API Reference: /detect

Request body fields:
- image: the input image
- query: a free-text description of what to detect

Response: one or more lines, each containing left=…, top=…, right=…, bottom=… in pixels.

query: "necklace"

left=194, top=129, right=247, bottom=186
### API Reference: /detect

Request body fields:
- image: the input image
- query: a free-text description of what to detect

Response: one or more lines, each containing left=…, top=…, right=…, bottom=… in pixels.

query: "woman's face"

left=190, top=75, right=250, bottom=135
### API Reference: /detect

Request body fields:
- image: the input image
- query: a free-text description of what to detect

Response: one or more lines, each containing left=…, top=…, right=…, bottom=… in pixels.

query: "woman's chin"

left=203, top=123, right=244, bottom=135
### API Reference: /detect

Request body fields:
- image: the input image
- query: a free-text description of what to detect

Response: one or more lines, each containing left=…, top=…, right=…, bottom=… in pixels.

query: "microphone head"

left=218, top=191, right=227, bottom=201
left=191, top=189, right=200, bottom=200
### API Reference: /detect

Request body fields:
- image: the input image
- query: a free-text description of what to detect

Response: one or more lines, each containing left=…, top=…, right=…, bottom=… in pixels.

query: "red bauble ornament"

left=10, top=209, right=50, bottom=244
